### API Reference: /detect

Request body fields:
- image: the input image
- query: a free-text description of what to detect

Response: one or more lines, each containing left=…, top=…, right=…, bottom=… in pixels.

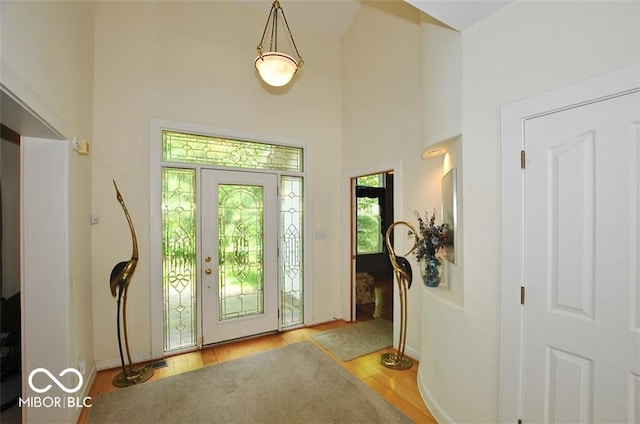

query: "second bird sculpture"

left=379, top=220, right=418, bottom=370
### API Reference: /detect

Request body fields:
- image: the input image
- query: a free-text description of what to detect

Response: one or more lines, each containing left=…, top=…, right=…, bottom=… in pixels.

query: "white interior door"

left=201, top=169, right=279, bottom=344
left=522, top=91, right=640, bottom=422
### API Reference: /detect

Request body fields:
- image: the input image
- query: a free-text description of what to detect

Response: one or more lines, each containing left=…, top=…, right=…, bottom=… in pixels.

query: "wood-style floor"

left=78, top=320, right=436, bottom=424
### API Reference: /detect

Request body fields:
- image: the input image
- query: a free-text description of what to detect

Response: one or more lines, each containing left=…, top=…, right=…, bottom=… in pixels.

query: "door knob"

left=205, top=268, right=212, bottom=275
left=205, top=256, right=211, bottom=262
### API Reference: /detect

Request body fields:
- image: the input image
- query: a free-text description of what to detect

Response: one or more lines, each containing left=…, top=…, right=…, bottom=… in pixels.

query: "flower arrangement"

left=412, top=210, right=448, bottom=263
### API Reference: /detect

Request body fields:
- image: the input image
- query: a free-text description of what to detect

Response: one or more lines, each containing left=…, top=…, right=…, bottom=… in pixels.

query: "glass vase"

left=420, top=257, right=441, bottom=287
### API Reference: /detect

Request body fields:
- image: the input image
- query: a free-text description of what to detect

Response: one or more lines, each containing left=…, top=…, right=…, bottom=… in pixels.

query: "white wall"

left=91, top=1, right=344, bottom=363
left=417, top=1, right=640, bottom=422
left=22, top=138, right=73, bottom=424
left=343, top=1, right=432, bottom=357
left=1, top=2, right=95, bottom=422
left=420, top=15, right=462, bottom=154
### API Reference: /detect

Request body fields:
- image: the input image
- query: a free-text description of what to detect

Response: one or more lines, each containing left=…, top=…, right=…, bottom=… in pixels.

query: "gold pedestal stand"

left=379, top=352, right=413, bottom=370
left=379, top=221, right=418, bottom=371
left=112, top=365, right=154, bottom=388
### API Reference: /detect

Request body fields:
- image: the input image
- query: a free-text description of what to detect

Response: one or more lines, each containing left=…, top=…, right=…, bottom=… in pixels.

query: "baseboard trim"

left=72, top=361, right=97, bottom=422
left=404, top=344, right=419, bottom=361
left=417, top=365, right=456, bottom=424
left=95, top=353, right=153, bottom=371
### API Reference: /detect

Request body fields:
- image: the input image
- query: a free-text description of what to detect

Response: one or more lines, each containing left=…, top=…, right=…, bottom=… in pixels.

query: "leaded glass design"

left=161, top=130, right=306, bottom=347
left=357, top=174, right=384, bottom=188
left=218, top=184, right=265, bottom=320
left=281, top=176, right=304, bottom=327
left=162, top=168, right=197, bottom=351
left=163, top=130, right=303, bottom=172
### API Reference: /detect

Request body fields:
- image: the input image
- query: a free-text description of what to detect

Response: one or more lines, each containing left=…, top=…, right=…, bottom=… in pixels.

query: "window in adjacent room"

left=355, top=173, right=385, bottom=255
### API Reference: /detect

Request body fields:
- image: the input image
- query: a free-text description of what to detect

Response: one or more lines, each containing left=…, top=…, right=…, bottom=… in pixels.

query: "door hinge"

left=520, top=150, right=526, bottom=169
left=520, top=286, right=525, bottom=305
left=518, top=419, right=523, bottom=424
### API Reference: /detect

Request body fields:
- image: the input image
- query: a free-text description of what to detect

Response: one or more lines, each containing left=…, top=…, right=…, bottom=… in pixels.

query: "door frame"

left=349, top=171, right=395, bottom=321
left=499, top=62, right=640, bottom=422
left=149, top=118, right=312, bottom=359
left=343, top=160, right=403, bottom=334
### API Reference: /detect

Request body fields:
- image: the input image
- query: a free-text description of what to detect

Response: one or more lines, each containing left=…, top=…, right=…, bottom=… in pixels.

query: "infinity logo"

left=28, top=368, right=83, bottom=394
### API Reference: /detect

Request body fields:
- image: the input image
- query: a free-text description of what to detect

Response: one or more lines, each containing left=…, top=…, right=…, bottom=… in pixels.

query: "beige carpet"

left=87, top=341, right=410, bottom=424
left=310, top=319, right=393, bottom=361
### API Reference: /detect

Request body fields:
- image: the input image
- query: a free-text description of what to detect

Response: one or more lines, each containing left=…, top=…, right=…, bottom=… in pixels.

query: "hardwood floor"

left=78, top=320, right=436, bottom=424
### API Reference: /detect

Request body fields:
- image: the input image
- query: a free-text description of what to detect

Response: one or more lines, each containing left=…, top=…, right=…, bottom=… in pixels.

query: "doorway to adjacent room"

left=351, top=171, right=395, bottom=323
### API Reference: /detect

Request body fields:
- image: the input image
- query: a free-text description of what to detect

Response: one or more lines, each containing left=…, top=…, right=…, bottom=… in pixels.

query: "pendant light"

left=255, top=0, right=304, bottom=87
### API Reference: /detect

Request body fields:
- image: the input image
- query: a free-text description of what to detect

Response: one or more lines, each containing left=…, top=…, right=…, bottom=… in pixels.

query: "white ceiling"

left=242, top=0, right=513, bottom=38
left=405, top=0, right=513, bottom=31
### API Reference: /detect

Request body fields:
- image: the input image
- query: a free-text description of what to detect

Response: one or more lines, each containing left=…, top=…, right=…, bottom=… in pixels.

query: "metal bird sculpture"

left=110, top=181, right=138, bottom=297
left=110, top=180, right=153, bottom=387
left=394, top=256, right=413, bottom=289
left=380, top=221, right=419, bottom=370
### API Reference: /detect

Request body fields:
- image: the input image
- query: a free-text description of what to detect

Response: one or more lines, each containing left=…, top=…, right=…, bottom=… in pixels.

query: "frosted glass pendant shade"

left=254, top=52, right=298, bottom=87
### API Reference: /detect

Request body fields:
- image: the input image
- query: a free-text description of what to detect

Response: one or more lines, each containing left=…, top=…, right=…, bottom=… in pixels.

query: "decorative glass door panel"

left=218, top=184, right=264, bottom=321
left=201, top=169, right=278, bottom=344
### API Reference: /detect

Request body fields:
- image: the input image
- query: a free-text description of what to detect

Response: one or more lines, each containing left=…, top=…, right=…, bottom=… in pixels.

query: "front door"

left=522, top=91, right=639, bottom=422
left=201, top=169, right=279, bottom=344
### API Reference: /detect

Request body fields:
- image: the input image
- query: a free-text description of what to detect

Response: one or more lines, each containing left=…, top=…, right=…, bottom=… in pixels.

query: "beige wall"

left=91, top=1, right=344, bottom=362
left=418, top=1, right=640, bottom=422
left=1, top=1, right=94, bottom=422
left=1, top=1, right=94, bottom=140
left=5, top=1, right=638, bottom=421
left=343, top=1, right=432, bottom=357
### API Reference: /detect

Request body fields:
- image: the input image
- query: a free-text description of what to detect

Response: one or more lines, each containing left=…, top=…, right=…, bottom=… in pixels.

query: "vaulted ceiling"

left=405, top=0, right=513, bottom=31
left=242, top=0, right=513, bottom=38
left=1, top=1, right=514, bottom=139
